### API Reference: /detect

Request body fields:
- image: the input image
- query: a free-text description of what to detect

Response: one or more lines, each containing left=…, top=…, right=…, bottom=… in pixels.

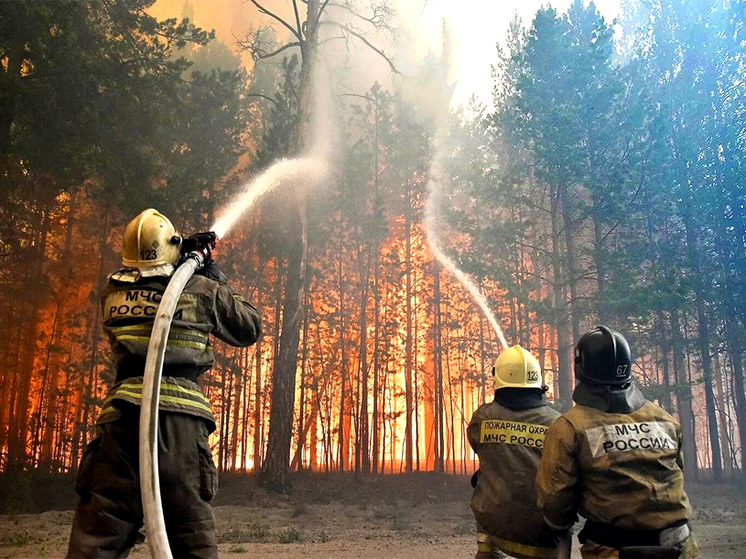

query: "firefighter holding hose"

left=66, top=209, right=261, bottom=559
left=536, top=326, right=698, bottom=559
left=468, top=345, right=565, bottom=559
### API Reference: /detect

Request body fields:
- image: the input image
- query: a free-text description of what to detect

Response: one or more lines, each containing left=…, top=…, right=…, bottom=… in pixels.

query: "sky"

left=150, top=0, right=623, bottom=106
left=404, top=0, right=623, bottom=105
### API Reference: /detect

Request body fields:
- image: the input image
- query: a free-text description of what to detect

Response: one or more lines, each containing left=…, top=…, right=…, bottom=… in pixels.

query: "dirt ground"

left=1, top=474, right=744, bottom=558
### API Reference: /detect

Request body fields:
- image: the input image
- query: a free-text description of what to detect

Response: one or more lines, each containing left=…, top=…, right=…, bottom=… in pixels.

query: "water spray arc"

left=139, top=159, right=328, bottom=558
left=211, top=157, right=329, bottom=238
left=139, top=61, right=331, bottom=557
left=139, top=156, right=327, bottom=558
left=424, top=163, right=509, bottom=351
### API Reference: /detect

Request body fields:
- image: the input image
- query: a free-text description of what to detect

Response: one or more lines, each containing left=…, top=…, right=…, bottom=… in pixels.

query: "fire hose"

left=139, top=236, right=214, bottom=559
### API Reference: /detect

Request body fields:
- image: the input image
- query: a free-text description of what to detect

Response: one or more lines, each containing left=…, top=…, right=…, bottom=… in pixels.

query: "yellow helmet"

left=492, top=345, right=542, bottom=390
left=121, top=209, right=181, bottom=269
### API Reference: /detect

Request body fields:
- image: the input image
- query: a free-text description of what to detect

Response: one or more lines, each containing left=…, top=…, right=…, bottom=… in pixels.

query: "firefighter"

left=468, top=345, right=563, bottom=559
left=66, top=209, right=261, bottom=559
left=536, top=326, right=699, bottom=559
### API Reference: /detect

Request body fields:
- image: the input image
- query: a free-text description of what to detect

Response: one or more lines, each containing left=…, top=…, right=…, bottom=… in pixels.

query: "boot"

left=476, top=532, right=507, bottom=559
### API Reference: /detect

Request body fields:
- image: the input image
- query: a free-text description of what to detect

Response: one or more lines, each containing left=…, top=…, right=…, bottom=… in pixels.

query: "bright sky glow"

left=400, top=0, right=622, bottom=106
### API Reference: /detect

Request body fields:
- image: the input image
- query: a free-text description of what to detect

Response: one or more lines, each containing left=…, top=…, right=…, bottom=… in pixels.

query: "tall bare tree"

left=240, top=0, right=396, bottom=490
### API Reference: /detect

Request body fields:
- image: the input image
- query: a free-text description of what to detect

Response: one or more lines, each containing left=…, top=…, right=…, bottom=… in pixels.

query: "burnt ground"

left=0, top=472, right=744, bottom=558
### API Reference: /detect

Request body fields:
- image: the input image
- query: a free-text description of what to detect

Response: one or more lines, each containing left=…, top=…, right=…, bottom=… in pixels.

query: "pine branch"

left=258, top=41, right=302, bottom=60
left=247, top=0, right=303, bottom=41
left=291, top=0, right=304, bottom=39
left=247, top=93, right=280, bottom=105
left=321, top=21, right=398, bottom=74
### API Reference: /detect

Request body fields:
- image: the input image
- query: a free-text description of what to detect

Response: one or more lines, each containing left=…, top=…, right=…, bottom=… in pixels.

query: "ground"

left=0, top=473, right=744, bottom=558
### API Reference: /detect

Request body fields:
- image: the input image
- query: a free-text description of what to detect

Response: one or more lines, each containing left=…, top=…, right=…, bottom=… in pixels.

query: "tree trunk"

left=260, top=205, right=307, bottom=490
left=8, top=206, right=50, bottom=472
left=253, top=289, right=264, bottom=471
left=718, top=218, right=746, bottom=478
left=592, top=209, right=607, bottom=324
left=337, top=215, right=350, bottom=472
left=713, top=352, right=733, bottom=478
left=670, top=309, right=699, bottom=479
left=296, top=293, right=309, bottom=470
left=682, top=207, right=722, bottom=480
left=657, top=311, right=673, bottom=414
left=550, top=191, right=573, bottom=410
left=357, top=237, right=371, bottom=474
left=433, top=264, right=445, bottom=472
left=404, top=179, right=414, bottom=472
left=558, top=180, right=581, bottom=342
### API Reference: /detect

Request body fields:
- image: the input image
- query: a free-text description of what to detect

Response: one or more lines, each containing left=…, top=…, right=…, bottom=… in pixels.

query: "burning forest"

left=2, top=0, right=746, bottom=557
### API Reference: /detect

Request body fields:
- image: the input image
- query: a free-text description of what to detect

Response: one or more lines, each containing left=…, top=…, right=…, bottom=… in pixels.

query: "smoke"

left=417, top=21, right=509, bottom=350
left=211, top=157, right=329, bottom=238
left=210, top=6, right=509, bottom=350
left=210, top=57, right=334, bottom=239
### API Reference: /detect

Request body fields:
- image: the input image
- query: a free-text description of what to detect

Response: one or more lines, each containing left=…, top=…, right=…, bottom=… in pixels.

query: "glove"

left=181, top=231, right=217, bottom=261
left=181, top=231, right=225, bottom=283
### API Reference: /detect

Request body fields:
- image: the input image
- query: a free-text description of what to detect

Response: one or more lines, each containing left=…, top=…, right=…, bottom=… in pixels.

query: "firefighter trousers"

left=580, top=534, right=699, bottom=559
left=66, top=403, right=218, bottom=559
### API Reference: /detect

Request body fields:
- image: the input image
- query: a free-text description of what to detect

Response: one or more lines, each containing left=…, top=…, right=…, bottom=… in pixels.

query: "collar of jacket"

left=572, top=380, right=646, bottom=413
left=494, top=387, right=548, bottom=410
left=109, top=264, right=175, bottom=283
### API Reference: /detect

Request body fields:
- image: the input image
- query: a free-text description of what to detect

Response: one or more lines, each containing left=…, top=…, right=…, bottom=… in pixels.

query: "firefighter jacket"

left=536, top=394, right=692, bottom=533
left=468, top=391, right=561, bottom=559
left=97, top=270, right=261, bottom=431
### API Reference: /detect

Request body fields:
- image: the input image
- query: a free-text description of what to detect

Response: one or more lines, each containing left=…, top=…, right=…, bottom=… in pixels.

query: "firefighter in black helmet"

left=536, top=326, right=699, bottom=559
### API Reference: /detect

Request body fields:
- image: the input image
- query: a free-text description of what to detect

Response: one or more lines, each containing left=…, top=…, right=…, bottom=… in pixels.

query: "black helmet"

left=574, top=325, right=632, bottom=386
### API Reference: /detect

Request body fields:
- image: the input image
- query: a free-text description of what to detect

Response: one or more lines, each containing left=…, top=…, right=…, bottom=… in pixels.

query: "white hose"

left=139, top=253, right=203, bottom=559
left=558, top=534, right=572, bottom=559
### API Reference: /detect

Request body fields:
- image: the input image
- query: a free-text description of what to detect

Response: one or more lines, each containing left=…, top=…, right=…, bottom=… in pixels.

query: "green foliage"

left=217, top=521, right=271, bottom=543
left=0, top=0, right=243, bottom=227
left=0, top=529, right=31, bottom=547
left=277, top=526, right=304, bottom=543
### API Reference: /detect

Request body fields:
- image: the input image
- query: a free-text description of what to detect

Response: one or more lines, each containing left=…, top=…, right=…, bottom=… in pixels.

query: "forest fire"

left=2, top=0, right=746, bottom=557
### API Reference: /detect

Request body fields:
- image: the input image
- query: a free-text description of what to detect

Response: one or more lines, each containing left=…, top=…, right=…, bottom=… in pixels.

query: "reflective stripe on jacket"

left=536, top=400, right=692, bottom=532
left=98, top=270, right=261, bottom=430
left=468, top=399, right=561, bottom=558
left=97, top=376, right=216, bottom=431
left=102, top=273, right=261, bottom=379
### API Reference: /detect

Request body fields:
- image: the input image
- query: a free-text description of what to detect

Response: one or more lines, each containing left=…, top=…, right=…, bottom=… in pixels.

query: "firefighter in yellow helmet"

left=468, top=345, right=564, bottom=559
left=66, top=209, right=261, bottom=559
left=536, top=326, right=698, bottom=559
